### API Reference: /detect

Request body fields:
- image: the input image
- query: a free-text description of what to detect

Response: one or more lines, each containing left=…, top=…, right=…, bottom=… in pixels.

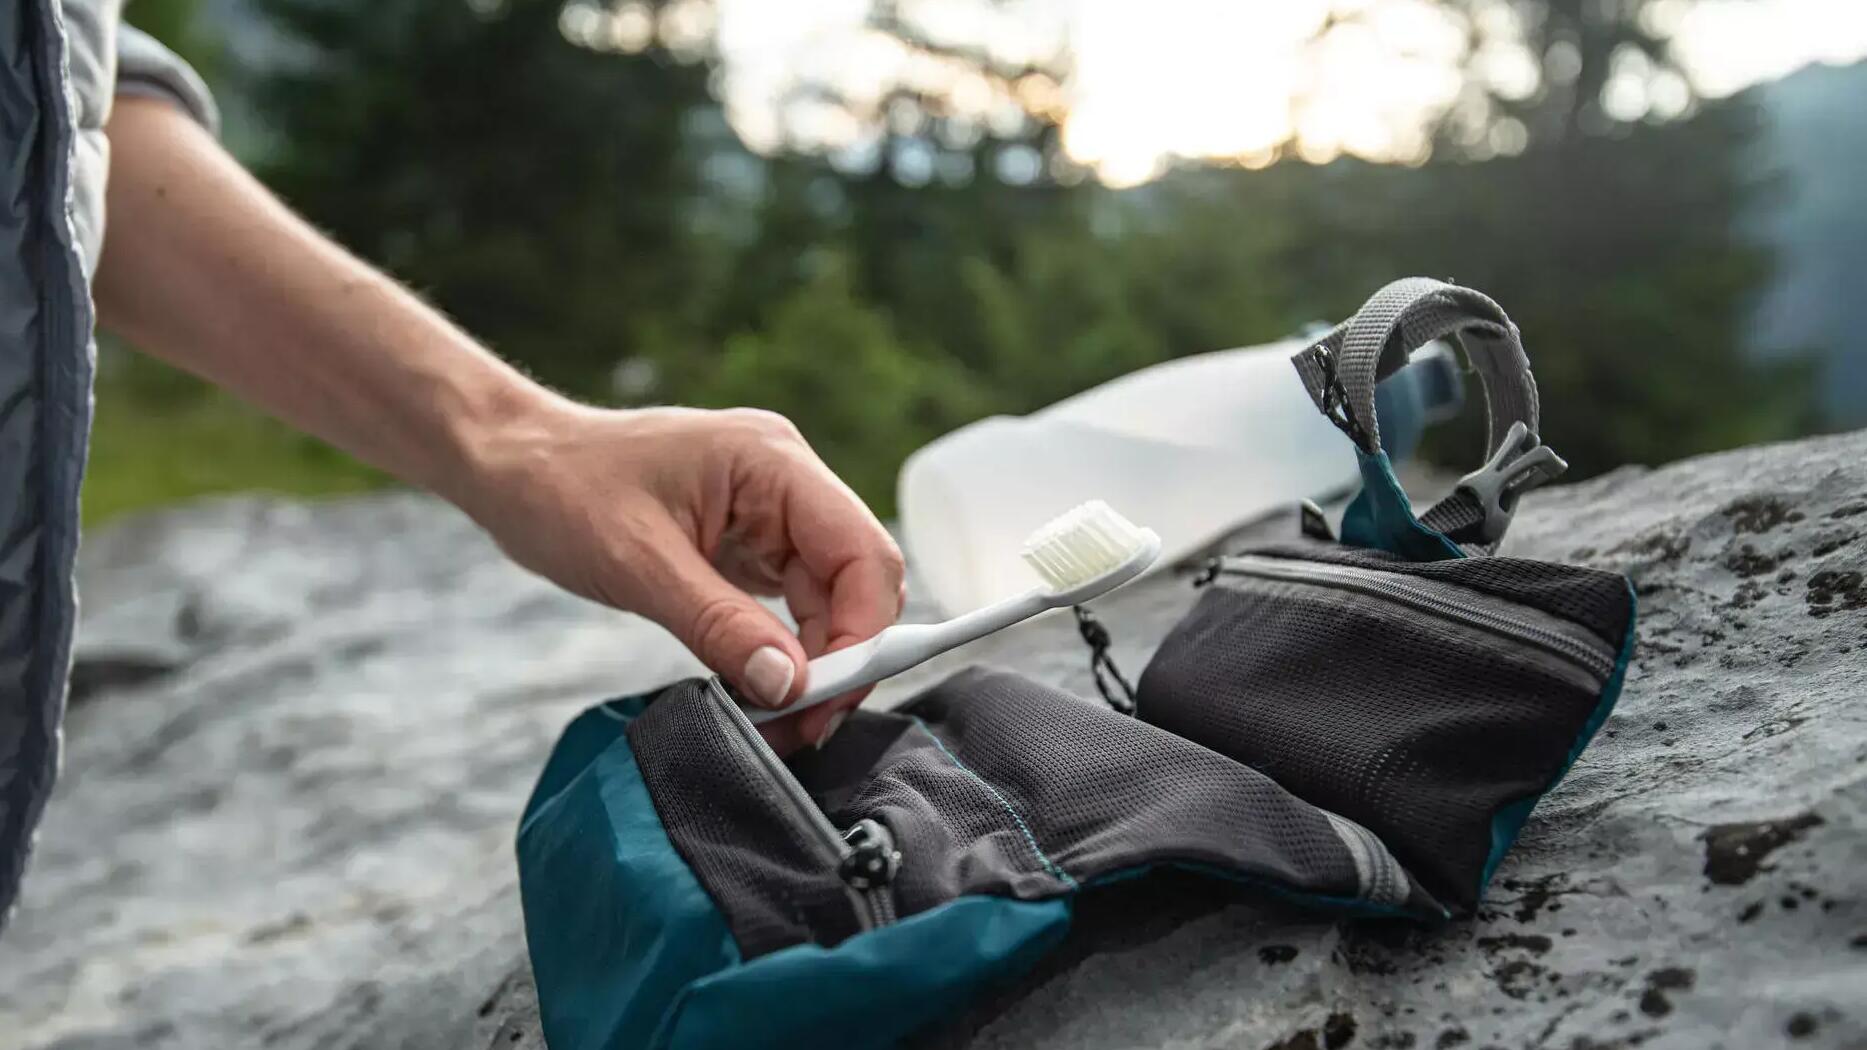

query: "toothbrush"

left=740, top=500, right=1162, bottom=724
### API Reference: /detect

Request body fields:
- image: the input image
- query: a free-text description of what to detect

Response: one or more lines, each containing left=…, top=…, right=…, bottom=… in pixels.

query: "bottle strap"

left=1290, top=278, right=1564, bottom=554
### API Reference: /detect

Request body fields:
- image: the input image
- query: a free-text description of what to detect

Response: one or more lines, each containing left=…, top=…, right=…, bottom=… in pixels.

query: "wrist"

left=431, top=370, right=578, bottom=516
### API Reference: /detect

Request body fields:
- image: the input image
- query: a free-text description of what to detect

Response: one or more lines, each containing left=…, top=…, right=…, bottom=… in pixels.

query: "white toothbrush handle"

left=741, top=588, right=1051, bottom=724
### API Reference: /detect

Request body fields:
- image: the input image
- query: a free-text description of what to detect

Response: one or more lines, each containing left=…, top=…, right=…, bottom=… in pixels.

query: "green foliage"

left=250, top=0, right=718, bottom=396
left=121, top=0, right=226, bottom=85
left=86, top=355, right=383, bottom=526
left=693, top=257, right=991, bottom=513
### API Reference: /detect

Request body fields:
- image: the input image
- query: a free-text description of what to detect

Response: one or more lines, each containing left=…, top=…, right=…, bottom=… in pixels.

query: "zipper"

left=1208, top=555, right=1615, bottom=681
left=704, top=679, right=899, bottom=930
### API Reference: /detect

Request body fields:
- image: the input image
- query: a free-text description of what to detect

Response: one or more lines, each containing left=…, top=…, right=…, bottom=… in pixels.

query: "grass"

left=84, top=370, right=388, bottom=527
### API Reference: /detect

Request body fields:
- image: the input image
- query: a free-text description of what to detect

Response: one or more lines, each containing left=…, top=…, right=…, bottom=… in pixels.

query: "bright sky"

left=570, top=0, right=1867, bottom=186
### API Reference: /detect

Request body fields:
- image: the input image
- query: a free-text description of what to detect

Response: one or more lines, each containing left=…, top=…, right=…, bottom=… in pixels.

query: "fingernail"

left=813, top=710, right=849, bottom=750
left=741, top=646, right=796, bottom=708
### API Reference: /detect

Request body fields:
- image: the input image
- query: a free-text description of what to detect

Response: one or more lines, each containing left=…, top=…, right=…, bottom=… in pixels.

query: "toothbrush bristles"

left=1019, top=500, right=1153, bottom=592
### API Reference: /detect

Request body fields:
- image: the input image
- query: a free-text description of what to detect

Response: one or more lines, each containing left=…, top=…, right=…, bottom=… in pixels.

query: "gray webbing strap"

left=1291, top=279, right=1559, bottom=551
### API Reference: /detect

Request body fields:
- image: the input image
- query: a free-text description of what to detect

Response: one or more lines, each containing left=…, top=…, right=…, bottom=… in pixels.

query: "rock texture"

left=5, top=430, right=1865, bottom=1050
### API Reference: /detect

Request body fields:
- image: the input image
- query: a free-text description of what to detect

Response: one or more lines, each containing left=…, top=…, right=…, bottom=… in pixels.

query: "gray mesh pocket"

left=878, top=668, right=1384, bottom=904
left=629, top=680, right=869, bottom=958
left=1137, top=546, right=1629, bottom=909
left=630, top=668, right=1442, bottom=962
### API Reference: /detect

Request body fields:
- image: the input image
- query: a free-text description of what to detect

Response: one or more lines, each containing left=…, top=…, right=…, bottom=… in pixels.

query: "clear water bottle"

left=897, top=333, right=1463, bottom=615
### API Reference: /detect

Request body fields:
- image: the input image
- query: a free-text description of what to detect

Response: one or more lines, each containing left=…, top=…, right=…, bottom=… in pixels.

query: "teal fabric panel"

left=1338, top=449, right=1464, bottom=561
left=1479, top=580, right=1640, bottom=892
left=518, top=698, right=739, bottom=1050
left=521, top=696, right=651, bottom=822
left=657, top=895, right=1072, bottom=1050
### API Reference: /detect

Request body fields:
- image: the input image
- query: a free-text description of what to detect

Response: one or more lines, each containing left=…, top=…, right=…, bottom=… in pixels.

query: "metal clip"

left=1454, top=421, right=1568, bottom=544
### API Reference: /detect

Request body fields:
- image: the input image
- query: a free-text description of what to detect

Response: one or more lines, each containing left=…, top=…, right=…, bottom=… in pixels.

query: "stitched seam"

left=911, top=717, right=1078, bottom=890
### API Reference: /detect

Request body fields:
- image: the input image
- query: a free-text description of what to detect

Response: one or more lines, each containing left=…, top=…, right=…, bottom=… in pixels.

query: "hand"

left=454, top=401, right=906, bottom=754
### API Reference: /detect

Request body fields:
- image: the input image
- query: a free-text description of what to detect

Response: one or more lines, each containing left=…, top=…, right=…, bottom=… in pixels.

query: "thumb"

left=631, top=541, right=806, bottom=710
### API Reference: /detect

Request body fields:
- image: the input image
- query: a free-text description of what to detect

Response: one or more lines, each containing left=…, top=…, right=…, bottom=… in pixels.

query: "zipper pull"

left=838, top=818, right=901, bottom=890
left=1193, top=557, right=1222, bottom=587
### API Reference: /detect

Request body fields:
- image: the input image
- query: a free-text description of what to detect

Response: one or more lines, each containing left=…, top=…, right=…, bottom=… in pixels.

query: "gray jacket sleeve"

left=114, top=25, right=220, bottom=135
left=57, top=1, right=220, bottom=268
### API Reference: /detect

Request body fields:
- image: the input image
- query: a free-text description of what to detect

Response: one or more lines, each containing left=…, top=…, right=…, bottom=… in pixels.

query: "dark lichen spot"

left=1725, top=544, right=1791, bottom=578
left=1260, top=944, right=1299, bottom=965
left=1812, top=532, right=1860, bottom=558
left=1737, top=901, right=1763, bottom=923
left=1807, top=570, right=1866, bottom=618
left=1654, top=969, right=1694, bottom=989
left=1851, top=933, right=1867, bottom=950
left=1435, top=1028, right=1469, bottom=1049
left=1701, top=813, right=1824, bottom=885
left=1786, top=1013, right=1818, bottom=1039
left=1494, top=958, right=1543, bottom=999
left=1728, top=579, right=1768, bottom=609
left=1613, top=530, right=1691, bottom=563
left=1265, top=1029, right=1321, bottom=1050
left=1636, top=967, right=1695, bottom=1018
left=1725, top=497, right=1799, bottom=534
left=1477, top=933, right=1553, bottom=955
left=1323, top=1012, right=1358, bottom=1049
left=1829, top=502, right=1867, bottom=520
left=1499, top=874, right=1573, bottom=923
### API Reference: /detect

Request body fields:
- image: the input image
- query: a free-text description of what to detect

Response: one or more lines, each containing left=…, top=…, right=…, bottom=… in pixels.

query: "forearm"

left=94, top=96, right=562, bottom=503
left=92, top=101, right=904, bottom=751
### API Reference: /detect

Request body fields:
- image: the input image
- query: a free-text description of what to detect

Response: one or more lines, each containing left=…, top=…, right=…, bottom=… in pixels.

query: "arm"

left=95, top=96, right=903, bottom=752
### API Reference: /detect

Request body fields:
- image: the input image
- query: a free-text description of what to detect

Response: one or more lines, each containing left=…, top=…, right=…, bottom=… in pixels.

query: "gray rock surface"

left=5, top=431, right=1864, bottom=1050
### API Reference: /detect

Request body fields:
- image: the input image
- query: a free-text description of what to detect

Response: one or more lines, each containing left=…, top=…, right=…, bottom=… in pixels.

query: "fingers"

left=619, top=522, right=807, bottom=711
left=783, top=559, right=832, bottom=657
left=776, top=451, right=906, bottom=653
left=763, top=441, right=904, bottom=749
left=713, top=532, right=786, bottom=597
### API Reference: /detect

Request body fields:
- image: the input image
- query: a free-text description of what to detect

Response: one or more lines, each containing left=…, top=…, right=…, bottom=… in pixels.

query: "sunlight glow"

left=704, top=0, right=1867, bottom=185
left=1668, top=0, right=1867, bottom=97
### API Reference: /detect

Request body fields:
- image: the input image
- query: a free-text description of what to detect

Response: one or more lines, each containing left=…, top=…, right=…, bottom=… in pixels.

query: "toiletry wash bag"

left=514, top=278, right=1637, bottom=1050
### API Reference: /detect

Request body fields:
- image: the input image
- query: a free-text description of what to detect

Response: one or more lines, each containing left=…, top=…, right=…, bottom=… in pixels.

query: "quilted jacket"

left=0, top=0, right=214, bottom=929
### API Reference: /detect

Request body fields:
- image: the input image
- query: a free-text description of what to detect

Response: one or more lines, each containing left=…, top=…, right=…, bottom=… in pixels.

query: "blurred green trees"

left=96, top=0, right=1819, bottom=523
